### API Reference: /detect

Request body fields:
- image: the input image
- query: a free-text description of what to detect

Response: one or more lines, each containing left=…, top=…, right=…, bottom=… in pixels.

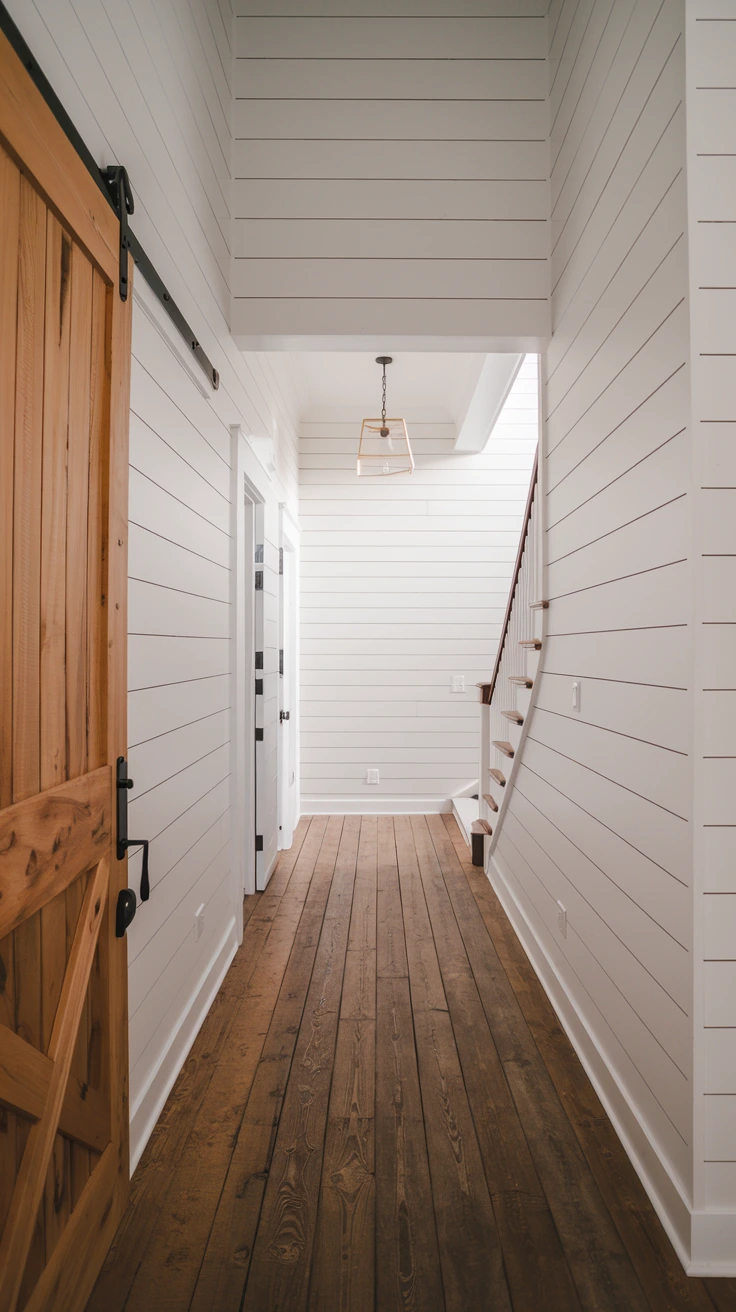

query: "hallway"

left=87, top=816, right=734, bottom=1312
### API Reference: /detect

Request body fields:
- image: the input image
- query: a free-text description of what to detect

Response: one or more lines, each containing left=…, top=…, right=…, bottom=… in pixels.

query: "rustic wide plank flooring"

left=87, top=816, right=736, bottom=1312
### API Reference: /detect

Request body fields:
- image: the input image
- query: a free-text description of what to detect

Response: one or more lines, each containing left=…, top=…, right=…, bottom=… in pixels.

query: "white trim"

left=301, top=795, right=452, bottom=815
left=128, top=916, right=239, bottom=1174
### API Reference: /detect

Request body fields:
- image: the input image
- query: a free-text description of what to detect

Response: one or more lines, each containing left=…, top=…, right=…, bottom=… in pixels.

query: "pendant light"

left=357, top=356, right=414, bottom=477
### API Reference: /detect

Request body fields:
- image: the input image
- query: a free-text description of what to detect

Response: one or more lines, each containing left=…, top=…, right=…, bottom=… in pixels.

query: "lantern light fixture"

left=357, top=356, right=414, bottom=477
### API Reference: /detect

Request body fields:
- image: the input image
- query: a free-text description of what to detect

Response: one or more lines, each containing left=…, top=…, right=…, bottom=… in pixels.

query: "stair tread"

left=471, top=819, right=493, bottom=835
left=519, top=639, right=542, bottom=650
left=509, top=675, right=533, bottom=687
left=489, top=768, right=506, bottom=786
left=493, top=740, right=515, bottom=758
left=482, top=793, right=499, bottom=812
left=501, top=709, right=524, bottom=724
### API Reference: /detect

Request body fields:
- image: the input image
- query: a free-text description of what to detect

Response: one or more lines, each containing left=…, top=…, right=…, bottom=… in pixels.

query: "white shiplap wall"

left=4, top=0, right=301, bottom=1170
left=232, top=3, right=550, bottom=345
left=300, top=357, right=538, bottom=814
left=687, top=0, right=736, bottom=1256
left=487, top=0, right=697, bottom=1263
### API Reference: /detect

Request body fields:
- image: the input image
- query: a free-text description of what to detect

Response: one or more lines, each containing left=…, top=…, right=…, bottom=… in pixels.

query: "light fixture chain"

left=382, top=363, right=387, bottom=425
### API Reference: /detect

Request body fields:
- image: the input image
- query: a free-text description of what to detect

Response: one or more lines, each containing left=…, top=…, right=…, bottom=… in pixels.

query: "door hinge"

left=255, top=835, right=263, bottom=852
left=255, top=727, right=264, bottom=742
left=255, top=651, right=263, bottom=669
left=255, top=543, right=264, bottom=563
left=279, top=547, right=284, bottom=575
left=255, top=678, right=263, bottom=695
left=103, top=165, right=134, bottom=301
left=279, top=649, right=284, bottom=677
left=280, top=710, right=290, bottom=724
left=255, top=570, right=263, bottom=591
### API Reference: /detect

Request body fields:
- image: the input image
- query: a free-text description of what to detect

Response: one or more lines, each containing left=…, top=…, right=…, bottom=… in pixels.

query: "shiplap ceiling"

left=279, top=350, right=486, bottom=422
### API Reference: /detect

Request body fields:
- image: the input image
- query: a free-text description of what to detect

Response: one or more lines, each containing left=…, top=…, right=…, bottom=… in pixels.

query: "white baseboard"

left=128, top=915, right=239, bottom=1174
left=301, top=795, right=452, bottom=815
left=487, top=850, right=696, bottom=1273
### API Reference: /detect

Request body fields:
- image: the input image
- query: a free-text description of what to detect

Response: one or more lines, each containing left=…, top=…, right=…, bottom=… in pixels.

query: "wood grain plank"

left=40, top=215, right=73, bottom=1254
left=435, top=815, right=653, bottom=1312
left=241, top=815, right=361, bottom=1312
left=308, top=1016, right=375, bottom=1312
left=0, top=1019, right=109, bottom=1155
left=439, top=816, right=723, bottom=1312
left=413, top=815, right=581, bottom=1312
left=394, top=816, right=511, bottom=1312
left=308, top=817, right=377, bottom=1310
left=88, top=820, right=313, bottom=1312
left=12, top=175, right=45, bottom=806
left=376, top=814, right=408, bottom=980
left=65, top=241, right=92, bottom=784
left=376, top=971, right=445, bottom=1312
left=121, top=818, right=335, bottom=1312
left=0, top=142, right=20, bottom=811
left=0, top=767, right=112, bottom=940
left=190, top=817, right=343, bottom=1312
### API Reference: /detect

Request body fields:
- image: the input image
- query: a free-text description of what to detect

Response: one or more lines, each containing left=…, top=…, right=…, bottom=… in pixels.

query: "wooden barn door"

left=0, top=26, right=132, bottom=1312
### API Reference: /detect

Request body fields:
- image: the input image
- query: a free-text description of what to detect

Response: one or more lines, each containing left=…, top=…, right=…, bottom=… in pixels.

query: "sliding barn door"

left=0, top=27, right=132, bottom=1312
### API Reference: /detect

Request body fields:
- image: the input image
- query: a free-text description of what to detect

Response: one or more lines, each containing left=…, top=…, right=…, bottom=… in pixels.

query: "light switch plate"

left=556, top=901, right=567, bottom=938
left=366, top=769, right=379, bottom=784
left=451, top=675, right=465, bottom=693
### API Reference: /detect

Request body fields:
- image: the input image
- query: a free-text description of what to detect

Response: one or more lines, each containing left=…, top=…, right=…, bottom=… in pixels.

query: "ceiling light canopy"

left=357, top=356, right=414, bottom=477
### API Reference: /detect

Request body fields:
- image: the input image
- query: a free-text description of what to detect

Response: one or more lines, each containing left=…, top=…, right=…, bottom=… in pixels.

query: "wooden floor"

left=87, top=815, right=736, bottom=1312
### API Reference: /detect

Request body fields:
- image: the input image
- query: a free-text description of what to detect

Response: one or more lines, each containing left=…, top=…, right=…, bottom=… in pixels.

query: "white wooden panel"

left=234, top=139, right=548, bottom=182
left=534, top=670, right=689, bottom=755
left=234, top=259, right=547, bottom=301
left=129, top=579, right=231, bottom=638
left=128, top=522, right=230, bottom=603
left=235, top=217, right=549, bottom=261
left=235, top=179, right=547, bottom=222
left=704, top=964, right=736, bottom=1028
left=129, top=468, right=231, bottom=568
left=237, top=59, right=546, bottom=102
left=705, top=1031, right=736, bottom=1095
left=129, top=675, right=231, bottom=746
left=236, top=16, right=547, bottom=58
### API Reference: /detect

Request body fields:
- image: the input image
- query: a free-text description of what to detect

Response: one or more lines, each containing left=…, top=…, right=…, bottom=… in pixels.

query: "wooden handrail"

left=484, top=449, right=539, bottom=707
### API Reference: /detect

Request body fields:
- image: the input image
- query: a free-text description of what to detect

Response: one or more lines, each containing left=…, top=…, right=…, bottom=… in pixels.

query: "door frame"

left=230, top=428, right=265, bottom=910
left=278, top=508, right=299, bottom=850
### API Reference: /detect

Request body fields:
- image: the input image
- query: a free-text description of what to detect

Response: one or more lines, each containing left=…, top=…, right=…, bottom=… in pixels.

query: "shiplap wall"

left=5, top=0, right=301, bottom=1170
left=232, top=2, right=550, bottom=345
left=687, top=0, right=736, bottom=1250
left=300, top=357, right=538, bottom=814
left=488, top=0, right=696, bottom=1258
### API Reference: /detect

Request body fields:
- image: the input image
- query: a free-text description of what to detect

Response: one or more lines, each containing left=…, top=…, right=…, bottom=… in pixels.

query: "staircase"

left=475, top=451, right=545, bottom=865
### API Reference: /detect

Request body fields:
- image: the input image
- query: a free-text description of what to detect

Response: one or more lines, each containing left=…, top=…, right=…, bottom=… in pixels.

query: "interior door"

left=278, top=539, right=297, bottom=850
left=0, top=27, right=132, bottom=1312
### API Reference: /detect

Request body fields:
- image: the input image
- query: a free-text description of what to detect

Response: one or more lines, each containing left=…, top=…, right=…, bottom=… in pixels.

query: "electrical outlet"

left=556, top=901, right=567, bottom=938
left=451, top=674, right=465, bottom=693
left=194, top=903, right=205, bottom=942
left=366, top=769, right=379, bottom=785
left=572, top=679, right=581, bottom=711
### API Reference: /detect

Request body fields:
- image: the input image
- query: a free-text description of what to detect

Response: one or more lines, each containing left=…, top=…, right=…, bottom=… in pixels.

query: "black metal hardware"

left=116, top=757, right=151, bottom=904
left=255, top=728, right=264, bottom=742
left=255, top=544, right=264, bottom=563
left=255, top=678, right=263, bottom=695
left=255, top=835, right=263, bottom=853
left=0, top=3, right=219, bottom=390
left=280, top=710, right=290, bottom=724
left=115, top=888, right=137, bottom=939
left=471, top=829, right=485, bottom=867
left=279, top=547, right=284, bottom=575
left=255, top=570, right=263, bottom=591
left=279, top=649, right=284, bottom=677
left=103, top=165, right=134, bottom=301
left=255, top=651, right=263, bottom=670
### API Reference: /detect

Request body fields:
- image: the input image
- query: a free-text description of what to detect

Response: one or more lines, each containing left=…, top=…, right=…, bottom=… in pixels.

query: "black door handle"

left=115, top=758, right=151, bottom=938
